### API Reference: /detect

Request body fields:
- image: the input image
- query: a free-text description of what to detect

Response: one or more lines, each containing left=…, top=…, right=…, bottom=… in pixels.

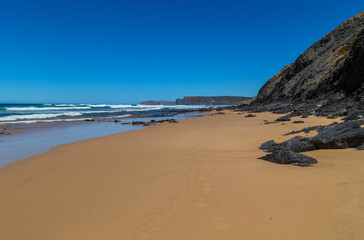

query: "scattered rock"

left=199, top=108, right=213, bottom=112
left=276, top=116, right=291, bottom=122
left=264, top=121, right=277, bottom=124
left=293, top=121, right=304, bottom=124
left=167, top=119, right=178, bottom=123
left=245, top=114, right=256, bottom=118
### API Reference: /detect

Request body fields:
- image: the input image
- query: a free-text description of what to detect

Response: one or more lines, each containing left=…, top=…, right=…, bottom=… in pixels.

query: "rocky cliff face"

left=254, top=12, right=364, bottom=116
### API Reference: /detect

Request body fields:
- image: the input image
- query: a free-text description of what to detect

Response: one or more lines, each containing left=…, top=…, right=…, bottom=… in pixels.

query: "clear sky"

left=0, top=0, right=363, bottom=104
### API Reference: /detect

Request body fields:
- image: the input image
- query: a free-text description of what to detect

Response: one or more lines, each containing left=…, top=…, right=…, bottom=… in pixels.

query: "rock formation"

left=247, top=12, right=364, bottom=117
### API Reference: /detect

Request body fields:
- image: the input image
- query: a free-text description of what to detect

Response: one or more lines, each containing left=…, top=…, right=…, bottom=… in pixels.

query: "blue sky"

left=0, top=0, right=363, bottom=104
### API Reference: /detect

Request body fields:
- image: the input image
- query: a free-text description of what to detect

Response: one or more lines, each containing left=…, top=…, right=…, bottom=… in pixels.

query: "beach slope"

left=0, top=111, right=363, bottom=240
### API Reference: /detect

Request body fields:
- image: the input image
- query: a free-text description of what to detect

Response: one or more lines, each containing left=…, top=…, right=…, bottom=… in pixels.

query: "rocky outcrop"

left=176, top=96, right=253, bottom=105
left=259, top=120, right=364, bottom=166
left=259, top=149, right=318, bottom=167
left=251, top=12, right=364, bottom=117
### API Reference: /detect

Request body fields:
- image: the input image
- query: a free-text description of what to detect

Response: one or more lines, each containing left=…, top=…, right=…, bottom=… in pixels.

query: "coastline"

left=0, top=111, right=205, bottom=168
left=1, top=110, right=363, bottom=239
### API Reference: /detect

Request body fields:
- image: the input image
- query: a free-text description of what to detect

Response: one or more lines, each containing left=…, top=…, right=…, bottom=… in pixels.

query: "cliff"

left=253, top=12, right=364, bottom=116
left=176, top=96, right=253, bottom=105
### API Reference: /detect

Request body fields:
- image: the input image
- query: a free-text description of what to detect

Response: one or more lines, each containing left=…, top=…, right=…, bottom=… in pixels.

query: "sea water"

left=0, top=112, right=206, bottom=168
left=0, top=103, right=209, bottom=124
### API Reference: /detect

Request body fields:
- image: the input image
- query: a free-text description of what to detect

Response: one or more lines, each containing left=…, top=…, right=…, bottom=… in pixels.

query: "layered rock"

left=252, top=12, right=364, bottom=117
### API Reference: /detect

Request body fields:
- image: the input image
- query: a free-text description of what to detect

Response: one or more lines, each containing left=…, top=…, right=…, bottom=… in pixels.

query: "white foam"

left=0, top=112, right=82, bottom=121
left=6, top=106, right=91, bottom=111
left=0, top=114, right=132, bottom=124
left=54, top=104, right=78, bottom=107
left=103, top=114, right=132, bottom=119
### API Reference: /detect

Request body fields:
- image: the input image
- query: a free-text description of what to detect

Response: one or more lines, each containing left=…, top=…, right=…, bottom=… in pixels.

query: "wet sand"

left=0, top=111, right=363, bottom=240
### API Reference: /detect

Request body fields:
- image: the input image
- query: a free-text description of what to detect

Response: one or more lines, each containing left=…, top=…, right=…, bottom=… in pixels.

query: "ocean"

left=0, top=103, right=209, bottom=124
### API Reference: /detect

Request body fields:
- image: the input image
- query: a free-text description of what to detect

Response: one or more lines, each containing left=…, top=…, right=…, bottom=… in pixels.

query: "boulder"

left=276, top=116, right=291, bottom=121
left=357, top=143, right=364, bottom=150
left=259, top=149, right=318, bottom=166
left=259, top=136, right=316, bottom=153
left=312, top=120, right=364, bottom=149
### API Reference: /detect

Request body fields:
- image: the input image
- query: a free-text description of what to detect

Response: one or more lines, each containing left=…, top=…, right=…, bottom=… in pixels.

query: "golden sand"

left=0, top=111, right=363, bottom=240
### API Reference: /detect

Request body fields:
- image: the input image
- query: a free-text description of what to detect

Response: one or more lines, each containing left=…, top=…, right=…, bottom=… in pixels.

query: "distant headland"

left=141, top=96, right=254, bottom=105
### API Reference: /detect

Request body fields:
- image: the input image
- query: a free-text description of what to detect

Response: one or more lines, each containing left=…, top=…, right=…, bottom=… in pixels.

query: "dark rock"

left=215, top=112, right=225, bottom=115
left=284, top=123, right=336, bottom=136
left=167, top=119, right=178, bottom=123
left=132, top=121, right=146, bottom=125
left=264, top=121, right=277, bottom=124
left=254, top=13, right=364, bottom=106
left=248, top=12, right=364, bottom=118
left=245, top=114, right=256, bottom=118
left=276, top=116, right=291, bottom=121
left=259, top=140, right=280, bottom=152
left=259, top=149, right=318, bottom=166
left=293, top=121, right=304, bottom=124
left=114, top=119, right=120, bottom=122
left=199, top=108, right=213, bottom=112
left=357, top=143, right=364, bottom=150
left=312, top=120, right=364, bottom=149
left=281, top=136, right=316, bottom=152
left=260, top=136, right=316, bottom=153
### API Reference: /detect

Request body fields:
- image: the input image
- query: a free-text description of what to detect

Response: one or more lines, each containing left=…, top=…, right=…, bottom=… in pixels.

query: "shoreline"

left=1, top=110, right=363, bottom=239
left=0, top=111, right=206, bottom=168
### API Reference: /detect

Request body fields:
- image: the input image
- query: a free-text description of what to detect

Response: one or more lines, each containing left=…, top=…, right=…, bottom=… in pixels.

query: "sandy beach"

left=0, top=110, right=363, bottom=240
